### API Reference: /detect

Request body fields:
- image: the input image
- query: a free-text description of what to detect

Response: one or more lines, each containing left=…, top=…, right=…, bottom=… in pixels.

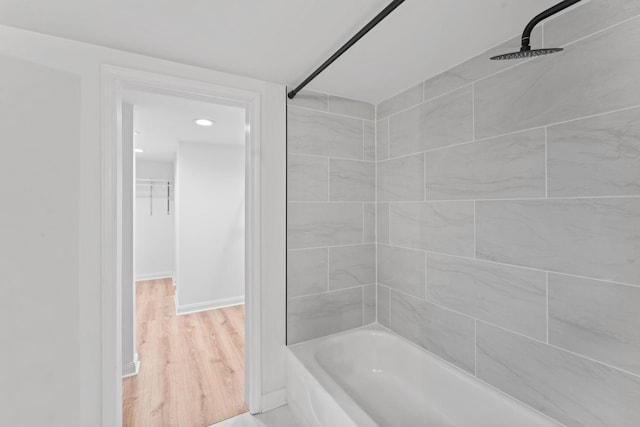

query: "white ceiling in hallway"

left=124, top=90, right=245, bottom=163
left=0, top=0, right=562, bottom=103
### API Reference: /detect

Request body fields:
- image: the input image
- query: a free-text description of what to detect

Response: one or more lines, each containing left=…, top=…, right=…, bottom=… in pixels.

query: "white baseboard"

left=122, top=353, right=140, bottom=378
left=261, top=389, right=287, bottom=412
left=136, top=272, right=174, bottom=281
left=175, top=294, right=244, bottom=315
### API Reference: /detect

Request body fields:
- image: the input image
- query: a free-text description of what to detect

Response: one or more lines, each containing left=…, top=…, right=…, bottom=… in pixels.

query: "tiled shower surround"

left=287, top=1, right=640, bottom=425
left=287, top=92, right=377, bottom=344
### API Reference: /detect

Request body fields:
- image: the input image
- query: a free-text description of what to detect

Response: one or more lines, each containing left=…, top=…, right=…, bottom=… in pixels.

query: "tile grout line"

left=361, top=120, right=365, bottom=161
left=546, top=272, right=549, bottom=344
left=423, top=152, right=427, bottom=201
left=289, top=152, right=376, bottom=163
left=288, top=104, right=375, bottom=121
left=326, top=157, right=331, bottom=202
left=372, top=194, right=640, bottom=204
left=560, top=12, right=640, bottom=50
left=289, top=242, right=378, bottom=252
left=288, top=282, right=378, bottom=301
left=545, top=126, right=548, bottom=198
left=326, top=247, right=330, bottom=292
left=388, top=287, right=392, bottom=328
left=472, top=82, right=476, bottom=141
left=377, top=241, right=640, bottom=289
left=361, top=203, right=365, bottom=244
left=362, top=285, right=365, bottom=326
left=474, top=319, right=478, bottom=375
left=476, top=318, right=640, bottom=381
left=387, top=117, right=391, bottom=159
left=374, top=102, right=379, bottom=324
left=379, top=101, right=640, bottom=163
left=473, top=200, right=477, bottom=259
left=424, top=251, right=428, bottom=304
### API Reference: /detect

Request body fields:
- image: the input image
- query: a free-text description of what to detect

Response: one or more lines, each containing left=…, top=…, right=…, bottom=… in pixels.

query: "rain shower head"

left=490, top=0, right=581, bottom=61
left=490, top=47, right=563, bottom=61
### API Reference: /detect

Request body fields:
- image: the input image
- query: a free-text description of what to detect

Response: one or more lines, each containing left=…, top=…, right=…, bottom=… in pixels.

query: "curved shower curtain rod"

left=287, top=0, right=406, bottom=99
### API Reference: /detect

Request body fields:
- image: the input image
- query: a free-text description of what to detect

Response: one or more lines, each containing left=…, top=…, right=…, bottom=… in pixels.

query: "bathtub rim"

left=287, top=323, right=564, bottom=427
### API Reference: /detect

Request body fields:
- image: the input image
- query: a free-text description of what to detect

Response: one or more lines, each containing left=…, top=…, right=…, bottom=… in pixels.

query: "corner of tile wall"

left=286, top=89, right=377, bottom=344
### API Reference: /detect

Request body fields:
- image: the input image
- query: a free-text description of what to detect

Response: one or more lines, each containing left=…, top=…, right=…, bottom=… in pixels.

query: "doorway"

left=101, top=66, right=265, bottom=427
left=121, top=89, right=248, bottom=426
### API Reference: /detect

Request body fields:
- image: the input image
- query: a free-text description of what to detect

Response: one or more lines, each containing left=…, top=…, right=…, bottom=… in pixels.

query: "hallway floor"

left=123, top=279, right=247, bottom=427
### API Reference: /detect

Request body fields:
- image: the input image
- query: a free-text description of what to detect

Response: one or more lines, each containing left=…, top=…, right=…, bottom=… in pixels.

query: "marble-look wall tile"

left=329, top=159, right=375, bottom=201
left=544, top=0, right=640, bottom=47
left=287, top=202, right=363, bottom=249
left=476, top=198, right=640, bottom=285
left=376, top=203, right=389, bottom=244
left=375, top=118, right=389, bottom=161
left=547, top=107, right=640, bottom=197
left=426, top=129, right=546, bottom=200
left=389, top=202, right=474, bottom=257
left=475, top=18, right=640, bottom=139
left=476, top=322, right=640, bottom=427
left=288, top=107, right=363, bottom=159
left=390, top=291, right=475, bottom=373
left=364, top=284, right=376, bottom=324
left=287, top=288, right=363, bottom=344
left=287, top=248, right=327, bottom=298
left=328, top=95, right=375, bottom=120
left=287, top=89, right=328, bottom=111
left=376, top=82, right=423, bottom=119
left=363, top=121, right=375, bottom=161
left=377, top=284, right=390, bottom=327
left=422, top=31, right=542, bottom=101
left=363, top=203, right=376, bottom=243
left=287, top=154, right=328, bottom=201
left=377, top=244, right=425, bottom=298
left=389, top=86, right=473, bottom=157
left=427, top=253, right=547, bottom=340
left=329, top=244, right=376, bottom=290
left=549, top=273, right=640, bottom=376
left=377, top=154, right=425, bottom=202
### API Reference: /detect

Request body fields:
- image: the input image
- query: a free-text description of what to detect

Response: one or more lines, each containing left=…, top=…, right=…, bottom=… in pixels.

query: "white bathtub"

left=286, top=325, right=560, bottom=427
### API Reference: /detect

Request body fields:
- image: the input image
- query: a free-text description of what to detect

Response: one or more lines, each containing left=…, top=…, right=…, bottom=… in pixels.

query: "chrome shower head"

left=490, top=47, right=563, bottom=60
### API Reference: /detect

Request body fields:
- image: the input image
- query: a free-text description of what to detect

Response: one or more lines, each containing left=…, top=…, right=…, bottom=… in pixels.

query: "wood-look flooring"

left=123, top=279, right=247, bottom=427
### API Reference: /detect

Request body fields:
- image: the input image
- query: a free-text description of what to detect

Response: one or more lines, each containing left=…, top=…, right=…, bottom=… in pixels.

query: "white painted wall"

left=136, top=159, right=174, bottom=180
left=135, top=159, right=174, bottom=280
left=0, top=52, right=80, bottom=427
left=175, top=142, right=245, bottom=312
left=0, top=25, right=286, bottom=427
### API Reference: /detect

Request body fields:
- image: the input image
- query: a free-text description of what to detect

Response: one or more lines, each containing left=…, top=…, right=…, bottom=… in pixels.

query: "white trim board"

left=261, top=389, right=287, bottom=413
left=175, top=294, right=245, bottom=315
left=122, top=353, right=140, bottom=379
left=135, top=272, right=174, bottom=281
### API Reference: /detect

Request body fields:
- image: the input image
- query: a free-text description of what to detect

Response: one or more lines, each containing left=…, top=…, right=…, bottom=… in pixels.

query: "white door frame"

left=101, top=65, right=262, bottom=427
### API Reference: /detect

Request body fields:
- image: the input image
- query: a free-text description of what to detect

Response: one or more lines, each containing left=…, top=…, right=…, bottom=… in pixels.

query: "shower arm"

left=519, top=0, right=582, bottom=52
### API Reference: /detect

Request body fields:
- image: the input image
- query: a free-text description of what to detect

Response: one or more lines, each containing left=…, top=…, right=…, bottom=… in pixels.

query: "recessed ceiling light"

left=135, top=148, right=144, bottom=153
left=134, top=131, right=141, bottom=136
left=194, top=118, right=214, bottom=126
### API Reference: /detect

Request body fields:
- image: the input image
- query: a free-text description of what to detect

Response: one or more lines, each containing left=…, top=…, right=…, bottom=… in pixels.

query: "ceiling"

left=0, top=0, right=562, bottom=103
left=124, top=90, right=245, bottom=163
